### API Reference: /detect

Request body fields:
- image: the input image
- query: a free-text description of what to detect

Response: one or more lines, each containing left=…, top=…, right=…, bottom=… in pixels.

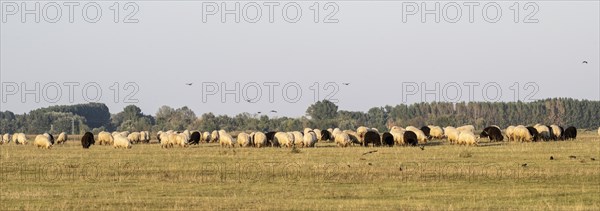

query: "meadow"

left=1, top=132, right=599, bottom=210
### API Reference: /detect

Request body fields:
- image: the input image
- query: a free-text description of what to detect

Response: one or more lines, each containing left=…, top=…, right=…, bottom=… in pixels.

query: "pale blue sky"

left=1, top=1, right=599, bottom=117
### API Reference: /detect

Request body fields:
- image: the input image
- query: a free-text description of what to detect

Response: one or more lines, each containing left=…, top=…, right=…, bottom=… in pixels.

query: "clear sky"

left=1, top=1, right=599, bottom=117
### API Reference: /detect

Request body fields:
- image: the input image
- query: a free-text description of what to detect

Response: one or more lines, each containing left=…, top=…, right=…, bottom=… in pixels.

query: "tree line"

left=1, top=98, right=598, bottom=135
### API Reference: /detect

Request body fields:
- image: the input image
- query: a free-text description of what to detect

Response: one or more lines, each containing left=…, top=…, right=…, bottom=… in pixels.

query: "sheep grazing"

left=159, top=131, right=171, bottom=148
left=13, top=133, right=28, bottom=145
left=218, top=130, right=235, bottom=147
left=210, top=130, right=220, bottom=143
left=420, top=126, right=431, bottom=139
left=237, top=132, right=252, bottom=147
left=428, top=126, right=444, bottom=139
left=505, top=126, right=516, bottom=141
left=443, top=127, right=460, bottom=144
left=457, top=125, right=475, bottom=134
left=511, top=125, right=531, bottom=142
left=381, top=132, right=394, bottom=147
left=303, top=130, right=318, bottom=147
left=343, top=130, right=361, bottom=145
left=549, top=125, right=562, bottom=140
left=320, top=130, right=332, bottom=141
left=526, top=126, right=540, bottom=142
left=403, top=131, right=418, bottom=146
left=138, top=131, right=150, bottom=143
left=113, top=134, right=132, bottom=149
left=363, top=131, right=381, bottom=147
left=291, top=131, right=304, bottom=147
left=252, top=132, right=267, bottom=148
left=457, top=132, right=478, bottom=146
left=166, top=133, right=187, bottom=148
left=55, top=132, right=67, bottom=144
left=356, top=126, right=369, bottom=141
left=390, top=129, right=405, bottom=145
left=274, top=132, right=293, bottom=148
left=1, top=133, right=10, bottom=144
left=534, top=124, right=552, bottom=141
left=265, top=131, right=277, bottom=146
left=81, top=132, right=95, bottom=149
left=563, top=126, right=577, bottom=140
left=189, top=131, right=201, bottom=145
left=334, top=132, right=352, bottom=147
left=480, top=126, right=504, bottom=142
left=406, top=126, right=427, bottom=143
left=97, top=132, right=114, bottom=145
left=313, top=129, right=322, bottom=141
left=201, top=131, right=211, bottom=143
left=33, top=133, right=54, bottom=149
left=128, top=132, right=142, bottom=144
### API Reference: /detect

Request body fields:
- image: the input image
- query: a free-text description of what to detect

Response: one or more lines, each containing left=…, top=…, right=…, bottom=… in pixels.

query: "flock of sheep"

left=1, top=124, right=596, bottom=150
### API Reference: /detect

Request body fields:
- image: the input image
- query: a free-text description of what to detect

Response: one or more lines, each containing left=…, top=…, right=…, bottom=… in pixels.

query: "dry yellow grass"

left=1, top=132, right=599, bottom=210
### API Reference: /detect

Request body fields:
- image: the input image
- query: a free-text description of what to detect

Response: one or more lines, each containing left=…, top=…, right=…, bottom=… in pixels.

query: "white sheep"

left=97, top=132, right=114, bottom=145
left=128, top=132, right=141, bottom=144
left=218, top=130, right=235, bottom=148
left=343, top=130, right=361, bottom=145
left=428, top=126, right=444, bottom=139
left=33, top=133, right=53, bottom=149
left=303, top=130, right=317, bottom=147
left=291, top=131, right=304, bottom=147
left=443, top=127, right=460, bottom=144
left=252, top=132, right=267, bottom=148
left=505, top=126, right=515, bottom=141
left=390, top=130, right=405, bottom=145
left=167, top=133, right=189, bottom=148
left=13, top=133, right=27, bottom=145
left=457, top=125, right=475, bottom=134
left=201, top=131, right=211, bottom=143
left=334, top=132, right=352, bottom=147
left=331, top=128, right=342, bottom=140
left=237, top=132, right=252, bottom=147
left=56, top=132, right=67, bottom=144
left=113, top=134, right=132, bottom=149
left=313, top=129, right=322, bottom=141
left=406, top=126, right=427, bottom=143
left=211, top=130, right=220, bottom=143
left=160, top=132, right=172, bottom=148
left=514, top=125, right=533, bottom=142
left=1, top=133, right=10, bottom=144
left=457, top=132, right=478, bottom=146
left=550, top=125, right=562, bottom=139
left=274, top=132, right=293, bottom=148
left=356, top=126, right=369, bottom=141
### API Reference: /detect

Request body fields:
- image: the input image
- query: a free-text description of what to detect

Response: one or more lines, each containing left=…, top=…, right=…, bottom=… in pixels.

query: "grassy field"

left=1, top=132, right=599, bottom=210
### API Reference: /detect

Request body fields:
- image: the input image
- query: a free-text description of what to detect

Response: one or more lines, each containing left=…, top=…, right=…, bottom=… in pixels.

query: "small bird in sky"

left=257, top=112, right=262, bottom=114
left=342, top=83, right=350, bottom=86
left=582, top=61, right=588, bottom=64
left=185, top=83, right=193, bottom=86
left=270, top=110, right=277, bottom=113
left=246, top=99, right=252, bottom=103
